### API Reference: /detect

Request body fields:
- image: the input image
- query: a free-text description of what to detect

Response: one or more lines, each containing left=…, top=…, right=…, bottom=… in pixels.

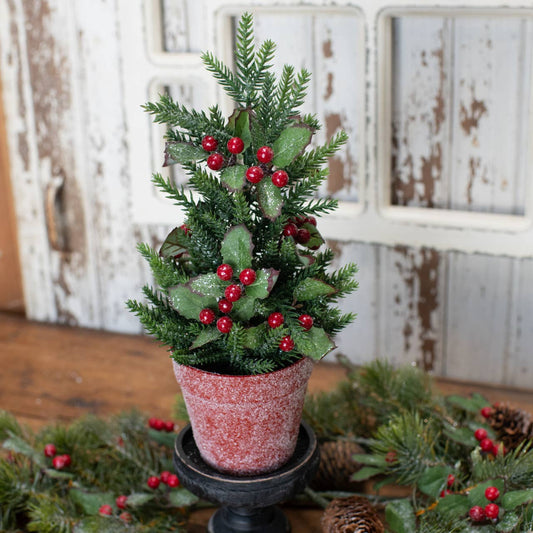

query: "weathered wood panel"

left=160, top=0, right=206, bottom=53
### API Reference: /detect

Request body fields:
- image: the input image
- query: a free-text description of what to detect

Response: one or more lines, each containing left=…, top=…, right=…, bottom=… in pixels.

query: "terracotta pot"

left=173, top=357, right=314, bottom=476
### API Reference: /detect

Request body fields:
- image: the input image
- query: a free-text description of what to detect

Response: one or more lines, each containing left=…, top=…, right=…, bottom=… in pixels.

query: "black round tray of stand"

left=173, top=421, right=320, bottom=532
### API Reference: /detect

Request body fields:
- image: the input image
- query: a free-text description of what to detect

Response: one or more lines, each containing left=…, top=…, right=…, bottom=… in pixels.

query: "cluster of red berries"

left=147, top=470, right=180, bottom=489
left=44, top=443, right=72, bottom=470
left=99, top=498, right=132, bottom=523
left=474, top=427, right=505, bottom=456
left=267, top=312, right=314, bottom=352
left=283, top=215, right=317, bottom=246
left=469, top=486, right=501, bottom=522
left=148, top=417, right=175, bottom=432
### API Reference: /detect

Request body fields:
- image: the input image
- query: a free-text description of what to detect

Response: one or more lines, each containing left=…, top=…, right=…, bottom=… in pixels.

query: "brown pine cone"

left=322, top=496, right=384, bottom=533
left=311, top=440, right=365, bottom=492
left=489, top=403, right=533, bottom=451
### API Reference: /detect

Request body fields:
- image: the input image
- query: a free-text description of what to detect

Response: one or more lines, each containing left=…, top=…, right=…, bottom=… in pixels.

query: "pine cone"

left=322, top=496, right=384, bottom=533
left=311, top=440, right=365, bottom=491
left=489, top=404, right=533, bottom=450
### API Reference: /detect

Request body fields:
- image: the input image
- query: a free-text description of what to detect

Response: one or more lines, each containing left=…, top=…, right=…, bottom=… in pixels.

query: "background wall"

left=1, top=0, right=532, bottom=387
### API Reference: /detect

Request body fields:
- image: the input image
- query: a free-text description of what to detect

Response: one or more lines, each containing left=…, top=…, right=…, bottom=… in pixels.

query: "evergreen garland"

left=127, top=13, right=358, bottom=375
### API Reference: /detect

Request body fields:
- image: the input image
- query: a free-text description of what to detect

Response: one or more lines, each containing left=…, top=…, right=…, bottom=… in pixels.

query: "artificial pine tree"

left=127, top=12, right=357, bottom=375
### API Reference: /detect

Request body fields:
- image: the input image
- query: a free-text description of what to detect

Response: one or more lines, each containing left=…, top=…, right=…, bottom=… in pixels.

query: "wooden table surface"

left=1, top=311, right=532, bottom=532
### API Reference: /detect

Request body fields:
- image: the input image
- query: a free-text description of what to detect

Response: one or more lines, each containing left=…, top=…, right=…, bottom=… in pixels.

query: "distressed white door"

left=1, top=0, right=532, bottom=387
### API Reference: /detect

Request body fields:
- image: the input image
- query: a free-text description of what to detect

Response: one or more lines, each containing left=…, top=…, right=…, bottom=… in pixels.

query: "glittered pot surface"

left=173, top=357, right=314, bottom=476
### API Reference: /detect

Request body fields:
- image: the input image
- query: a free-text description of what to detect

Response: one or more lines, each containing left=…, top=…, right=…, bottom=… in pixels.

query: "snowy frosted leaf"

left=190, top=273, right=227, bottom=298
left=231, top=295, right=256, bottom=321
left=257, top=179, right=283, bottom=220
left=168, top=285, right=217, bottom=320
left=159, top=226, right=188, bottom=258
left=70, top=489, right=115, bottom=515
left=272, top=125, right=312, bottom=167
left=123, top=493, right=155, bottom=508
left=294, top=327, right=335, bottom=361
left=502, top=489, right=533, bottom=511
left=293, top=278, right=336, bottom=301
left=385, top=499, right=416, bottom=533
left=190, top=328, right=222, bottom=350
left=168, top=488, right=200, bottom=507
left=3, top=435, right=43, bottom=466
left=164, top=142, right=206, bottom=167
left=227, top=108, right=252, bottom=149
left=245, top=269, right=279, bottom=300
left=221, top=165, right=247, bottom=191
left=221, top=225, right=253, bottom=271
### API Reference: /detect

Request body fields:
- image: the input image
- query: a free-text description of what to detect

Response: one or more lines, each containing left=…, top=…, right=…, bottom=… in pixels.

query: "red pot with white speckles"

left=173, top=357, right=314, bottom=476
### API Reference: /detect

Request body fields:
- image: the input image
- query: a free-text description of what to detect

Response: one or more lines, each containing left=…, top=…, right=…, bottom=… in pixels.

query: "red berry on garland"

left=199, top=308, right=216, bottom=325
left=148, top=417, right=158, bottom=429
left=283, top=223, right=298, bottom=237
left=485, top=486, right=500, bottom=501
left=306, top=216, right=317, bottom=226
left=474, top=428, right=488, bottom=441
left=268, top=312, right=284, bottom=329
left=116, top=495, right=128, bottom=510
left=469, top=506, right=486, bottom=522
left=485, top=503, right=499, bottom=519
left=153, top=418, right=165, bottom=431
left=440, top=489, right=451, bottom=497
left=147, top=476, right=160, bottom=489
left=202, top=135, right=218, bottom=152
left=179, top=223, right=190, bottom=235
left=480, top=438, right=494, bottom=452
left=481, top=406, right=493, bottom=418
left=217, top=316, right=233, bottom=333
left=99, top=504, right=113, bottom=516
left=257, top=146, right=274, bottom=163
left=224, top=284, right=242, bottom=302
left=492, top=443, right=501, bottom=456
left=385, top=451, right=397, bottom=463
left=227, top=137, right=245, bottom=154
left=272, top=170, right=288, bottom=187
left=298, top=314, right=313, bottom=331
left=119, top=512, right=133, bottom=523
left=52, top=455, right=67, bottom=470
left=62, top=454, right=72, bottom=467
left=44, top=443, right=56, bottom=458
left=207, top=153, right=224, bottom=170
left=167, top=474, right=180, bottom=488
left=217, top=263, right=233, bottom=281
left=246, top=166, right=264, bottom=184
left=239, top=268, right=256, bottom=286
left=164, top=420, right=175, bottom=432
left=279, top=336, right=295, bottom=352
left=447, top=474, right=455, bottom=487
left=160, top=471, right=171, bottom=484
left=294, top=216, right=307, bottom=227
left=296, top=228, right=310, bottom=244
left=218, top=298, right=233, bottom=313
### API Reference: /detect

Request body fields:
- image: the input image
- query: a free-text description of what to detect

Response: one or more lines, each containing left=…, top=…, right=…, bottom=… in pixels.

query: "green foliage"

left=129, top=13, right=357, bottom=374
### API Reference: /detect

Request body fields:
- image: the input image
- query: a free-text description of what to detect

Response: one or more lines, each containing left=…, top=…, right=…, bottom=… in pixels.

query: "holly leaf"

left=168, top=285, right=217, bottom=320
left=350, top=466, right=385, bottom=481
left=124, top=493, right=155, bottom=508
left=148, top=428, right=175, bottom=448
left=221, top=165, right=247, bottom=191
left=242, top=324, right=268, bottom=350
left=190, top=274, right=227, bottom=298
left=257, top=178, right=283, bottom=220
left=190, top=328, right=222, bottom=350
left=3, top=434, right=44, bottom=466
left=44, top=468, right=75, bottom=480
left=502, top=489, right=533, bottom=510
left=443, top=424, right=479, bottom=447
left=300, top=222, right=325, bottom=250
left=435, top=494, right=471, bottom=517
left=159, top=226, right=189, bottom=259
left=352, top=454, right=388, bottom=467
left=220, top=225, right=253, bottom=271
left=446, top=394, right=490, bottom=414
left=496, top=512, right=520, bottom=532
left=467, top=479, right=505, bottom=508
left=272, top=124, right=313, bottom=167
left=231, top=295, right=256, bottom=322
left=164, top=142, right=206, bottom=167
left=296, top=248, right=315, bottom=266
left=293, top=278, right=336, bottom=301
left=418, top=465, right=452, bottom=498
left=168, top=488, right=200, bottom=507
left=227, top=108, right=252, bottom=150
left=294, top=327, right=335, bottom=361
left=70, top=489, right=115, bottom=515
left=385, top=499, right=416, bottom=533
left=245, top=269, right=279, bottom=300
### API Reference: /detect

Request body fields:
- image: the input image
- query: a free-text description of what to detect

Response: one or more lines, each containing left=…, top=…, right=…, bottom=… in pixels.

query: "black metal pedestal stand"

left=173, top=421, right=320, bottom=533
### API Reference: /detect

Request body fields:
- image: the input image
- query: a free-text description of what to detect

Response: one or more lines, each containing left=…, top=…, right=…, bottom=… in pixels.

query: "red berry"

left=283, top=223, right=298, bottom=237
left=202, top=135, right=218, bottom=152
left=239, top=268, right=256, bottom=286
left=469, top=506, right=485, bottom=522
left=119, top=512, right=133, bottom=523
left=246, top=166, right=264, bottom=184
left=99, top=504, right=113, bottom=516
left=179, top=223, right=191, bottom=236
left=296, top=228, right=310, bottom=244
left=485, top=486, right=500, bottom=501
left=52, top=455, right=67, bottom=470
left=385, top=451, right=397, bottom=463
left=164, top=420, right=175, bottom=433
left=272, top=170, right=288, bottom=187
left=167, top=474, right=180, bottom=488
left=218, top=299, right=233, bottom=313
left=160, top=471, right=171, bottom=484
left=268, top=312, right=284, bottom=329
left=440, top=489, right=451, bottom=497
left=217, top=263, right=233, bottom=281
left=279, top=336, right=295, bottom=352
left=116, top=495, right=128, bottom=510
left=199, top=308, right=216, bottom=325
left=474, top=428, right=488, bottom=441
left=481, top=406, right=492, bottom=418
left=207, top=153, right=224, bottom=170
left=224, top=284, right=242, bottom=302
left=480, top=438, right=494, bottom=452
left=153, top=418, right=165, bottom=431
left=485, top=503, right=499, bottom=519
left=306, top=216, right=317, bottom=226
left=148, top=417, right=158, bottom=429
left=62, top=454, right=72, bottom=467
left=217, top=316, right=233, bottom=333
left=227, top=137, right=245, bottom=154
left=257, top=146, right=274, bottom=163
left=294, top=216, right=307, bottom=227
left=298, top=314, right=313, bottom=331
left=147, top=476, right=160, bottom=489
left=44, top=443, right=56, bottom=458
left=447, top=474, right=455, bottom=487
left=492, top=443, right=501, bottom=456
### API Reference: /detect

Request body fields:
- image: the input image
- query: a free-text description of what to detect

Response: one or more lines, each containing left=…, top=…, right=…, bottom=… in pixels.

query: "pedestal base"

left=173, top=421, right=319, bottom=533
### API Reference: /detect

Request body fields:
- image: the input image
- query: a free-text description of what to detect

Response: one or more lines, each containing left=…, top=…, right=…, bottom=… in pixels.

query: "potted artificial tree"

left=127, top=13, right=357, bottom=477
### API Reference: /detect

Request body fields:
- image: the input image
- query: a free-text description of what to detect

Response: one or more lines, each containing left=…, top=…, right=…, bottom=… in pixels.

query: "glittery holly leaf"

left=159, top=226, right=189, bottom=259
left=190, top=328, right=222, bottom=350
left=164, top=141, right=206, bottom=167
left=272, top=123, right=313, bottom=167
left=293, top=327, right=335, bottom=361
left=221, top=165, right=247, bottom=191
left=227, top=108, right=252, bottom=150
left=257, top=178, right=283, bottom=220
left=168, top=285, right=217, bottom=320
left=245, top=268, right=279, bottom=299
left=220, top=225, right=253, bottom=271
left=189, top=273, right=227, bottom=298
left=293, top=278, right=336, bottom=301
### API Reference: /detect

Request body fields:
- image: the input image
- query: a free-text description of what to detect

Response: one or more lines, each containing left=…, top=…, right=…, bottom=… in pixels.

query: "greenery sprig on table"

left=126, top=12, right=358, bottom=375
